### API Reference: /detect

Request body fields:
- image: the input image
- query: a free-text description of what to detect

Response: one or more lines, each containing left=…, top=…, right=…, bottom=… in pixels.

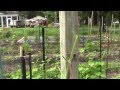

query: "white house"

left=0, top=12, right=20, bottom=28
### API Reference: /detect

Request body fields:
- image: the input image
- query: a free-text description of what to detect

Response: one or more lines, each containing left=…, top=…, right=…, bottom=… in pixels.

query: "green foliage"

left=22, top=43, right=31, bottom=52
left=8, top=59, right=60, bottom=79
left=31, top=59, right=60, bottom=79
left=7, top=69, right=22, bottom=79
left=79, top=11, right=119, bottom=26
left=34, top=24, right=40, bottom=30
left=45, top=27, right=59, bottom=36
left=78, top=41, right=106, bottom=79
left=19, top=11, right=45, bottom=19
left=12, top=34, right=17, bottom=40
left=26, top=29, right=36, bottom=36
left=0, top=27, right=59, bottom=41
left=0, top=48, right=3, bottom=54
left=11, top=34, right=18, bottom=45
left=0, top=47, right=6, bottom=54
left=7, top=47, right=14, bottom=55
left=79, top=60, right=106, bottom=79
left=79, top=25, right=100, bottom=35
left=1, top=30, right=12, bottom=39
left=85, top=40, right=99, bottom=52
left=45, top=43, right=59, bottom=54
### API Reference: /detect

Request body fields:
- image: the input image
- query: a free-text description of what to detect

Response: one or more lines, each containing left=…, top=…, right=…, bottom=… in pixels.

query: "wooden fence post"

left=59, top=11, right=79, bottom=79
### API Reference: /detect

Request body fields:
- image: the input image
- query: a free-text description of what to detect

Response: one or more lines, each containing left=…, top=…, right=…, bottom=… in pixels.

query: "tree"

left=18, top=11, right=45, bottom=19
left=93, top=11, right=97, bottom=25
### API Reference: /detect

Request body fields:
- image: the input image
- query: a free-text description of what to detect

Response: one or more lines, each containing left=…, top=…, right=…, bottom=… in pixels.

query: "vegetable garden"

left=0, top=11, right=120, bottom=79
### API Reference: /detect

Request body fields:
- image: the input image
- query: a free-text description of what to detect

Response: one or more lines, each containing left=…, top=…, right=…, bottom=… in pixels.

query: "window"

left=12, top=16, right=17, bottom=20
left=8, top=16, right=11, bottom=18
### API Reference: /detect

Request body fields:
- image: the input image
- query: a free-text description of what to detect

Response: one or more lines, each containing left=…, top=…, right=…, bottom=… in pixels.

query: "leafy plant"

left=8, top=59, right=60, bottom=79
left=85, top=40, right=99, bottom=52
left=22, top=43, right=31, bottom=53
left=11, top=34, right=18, bottom=45
left=1, top=30, right=12, bottom=39
left=0, top=48, right=4, bottom=54
left=78, top=41, right=106, bottom=79
left=78, top=60, right=106, bottom=79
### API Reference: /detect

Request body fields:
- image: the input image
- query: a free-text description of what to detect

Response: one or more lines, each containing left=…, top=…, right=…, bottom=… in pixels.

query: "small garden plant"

left=78, top=40, right=106, bottom=79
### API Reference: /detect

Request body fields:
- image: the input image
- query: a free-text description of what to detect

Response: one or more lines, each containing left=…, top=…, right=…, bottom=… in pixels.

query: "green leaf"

left=85, top=75, right=90, bottom=79
left=101, top=74, right=106, bottom=78
left=88, top=62, right=94, bottom=67
left=79, top=48, right=85, bottom=54
left=79, top=67, right=84, bottom=71
left=90, top=75, right=97, bottom=79
left=95, top=72, right=101, bottom=76
left=100, top=62, right=105, bottom=66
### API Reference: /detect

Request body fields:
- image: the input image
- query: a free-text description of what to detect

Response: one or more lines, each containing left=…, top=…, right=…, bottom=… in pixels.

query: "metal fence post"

left=28, top=52, right=32, bottom=79
left=42, top=27, right=46, bottom=79
left=20, top=46, right=26, bottom=79
left=0, top=52, right=4, bottom=79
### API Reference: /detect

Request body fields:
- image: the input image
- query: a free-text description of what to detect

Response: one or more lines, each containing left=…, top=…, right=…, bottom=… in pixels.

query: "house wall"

left=0, top=14, right=19, bottom=27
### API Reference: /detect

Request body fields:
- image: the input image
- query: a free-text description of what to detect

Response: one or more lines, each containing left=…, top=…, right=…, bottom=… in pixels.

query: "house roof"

left=0, top=11, right=18, bottom=15
left=6, top=11, right=18, bottom=14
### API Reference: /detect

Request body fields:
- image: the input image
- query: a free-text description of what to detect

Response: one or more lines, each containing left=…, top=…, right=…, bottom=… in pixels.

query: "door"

left=7, top=18, right=12, bottom=27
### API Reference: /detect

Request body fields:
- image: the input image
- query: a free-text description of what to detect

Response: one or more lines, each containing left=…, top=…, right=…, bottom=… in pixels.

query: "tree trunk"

left=97, top=11, right=100, bottom=25
left=118, top=11, right=120, bottom=29
left=93, top=11, right=97, bottom=25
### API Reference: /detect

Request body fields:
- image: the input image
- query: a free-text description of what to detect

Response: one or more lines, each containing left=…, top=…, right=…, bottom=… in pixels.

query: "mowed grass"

left=0, top=27, right=59, bottom=39
left=0, top=25, right=120, bottom=40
